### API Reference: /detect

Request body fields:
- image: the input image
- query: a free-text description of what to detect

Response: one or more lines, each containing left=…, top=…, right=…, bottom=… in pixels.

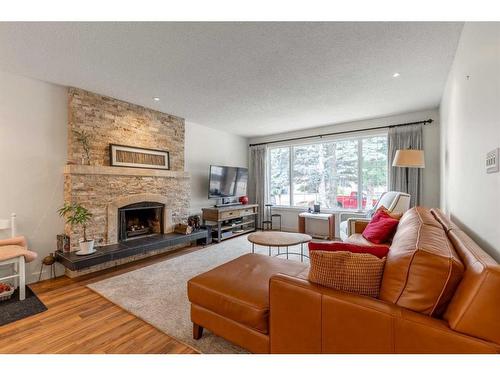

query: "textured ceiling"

left=0, top=22, right=463, bottom=137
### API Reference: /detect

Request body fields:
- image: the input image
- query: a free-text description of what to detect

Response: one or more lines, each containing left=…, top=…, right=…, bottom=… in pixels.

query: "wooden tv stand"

left=202, top=204, right=258, bottom=242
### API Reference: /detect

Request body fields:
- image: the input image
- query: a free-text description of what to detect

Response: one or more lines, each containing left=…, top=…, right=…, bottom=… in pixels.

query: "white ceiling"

left=0, top=22, right=463, bottom=137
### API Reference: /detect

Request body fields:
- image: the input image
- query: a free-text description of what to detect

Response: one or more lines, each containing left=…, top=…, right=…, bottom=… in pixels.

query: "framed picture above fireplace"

left=110, top=144, right=170, bottom=170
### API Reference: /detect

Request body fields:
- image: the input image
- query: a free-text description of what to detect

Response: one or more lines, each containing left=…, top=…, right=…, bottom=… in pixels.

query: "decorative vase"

left=239, top=196, right=249, bottom=205
left=77, top=239, right=95, bottom=255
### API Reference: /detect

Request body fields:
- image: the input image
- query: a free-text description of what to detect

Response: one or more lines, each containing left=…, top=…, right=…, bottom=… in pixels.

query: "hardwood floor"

left=0, top=247, right=200, bottom=354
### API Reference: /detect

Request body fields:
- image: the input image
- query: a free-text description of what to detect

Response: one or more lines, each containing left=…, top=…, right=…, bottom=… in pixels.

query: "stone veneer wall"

left=65, top=88, right=190, bottom=248
left=68, top=88, right=185, bottom=169
left=64, top=175, right=190, bottom=247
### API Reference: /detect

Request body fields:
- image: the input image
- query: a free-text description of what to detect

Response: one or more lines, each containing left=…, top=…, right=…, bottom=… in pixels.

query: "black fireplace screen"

left=118, top=202, right=164, bottom=241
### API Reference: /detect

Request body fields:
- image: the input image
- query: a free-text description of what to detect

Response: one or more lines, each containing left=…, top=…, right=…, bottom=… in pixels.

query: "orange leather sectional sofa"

left=187, top=207, right=500, bottom=353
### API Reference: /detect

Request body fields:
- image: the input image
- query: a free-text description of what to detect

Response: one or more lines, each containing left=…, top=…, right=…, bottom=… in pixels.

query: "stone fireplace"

left=106, top=193, right=174, bottom=245
left=63, top=88, right=190, bottom=250
left=118, top=202, right=164, bottom=242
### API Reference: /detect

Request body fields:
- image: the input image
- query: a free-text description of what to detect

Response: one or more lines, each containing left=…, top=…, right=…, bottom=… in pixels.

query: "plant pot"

left=77, top=239, right=95, bottom=256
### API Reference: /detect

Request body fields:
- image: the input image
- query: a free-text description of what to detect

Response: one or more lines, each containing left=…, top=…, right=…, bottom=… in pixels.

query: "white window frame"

left=267, top=131, right=389, bottom=212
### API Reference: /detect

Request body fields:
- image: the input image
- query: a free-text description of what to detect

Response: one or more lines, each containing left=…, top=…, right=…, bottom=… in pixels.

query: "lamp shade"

left=392, top=149, right=425, bottom=168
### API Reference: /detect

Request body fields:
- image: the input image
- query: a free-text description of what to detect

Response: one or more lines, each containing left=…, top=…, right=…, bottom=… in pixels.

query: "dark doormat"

left=0, top=287, right=47, bottom=326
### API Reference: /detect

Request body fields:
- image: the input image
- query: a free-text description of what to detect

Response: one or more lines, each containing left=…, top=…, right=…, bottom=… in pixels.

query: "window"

left=269, top=147, right=290, bottom=206
left=268, top=134, right=388, bottom=210
left=361, top=136, right=388, bottom=210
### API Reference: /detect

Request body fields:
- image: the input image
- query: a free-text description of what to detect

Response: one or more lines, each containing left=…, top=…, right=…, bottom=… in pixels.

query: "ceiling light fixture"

left=153, top=97, right=160, bottom=101
left=392, top=72, right=400, bottom=78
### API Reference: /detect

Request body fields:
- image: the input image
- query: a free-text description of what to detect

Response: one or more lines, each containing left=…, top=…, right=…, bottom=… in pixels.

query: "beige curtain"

left=388, top=124, right=423, bottom=207
left=248, top=145, right=267, bottom=228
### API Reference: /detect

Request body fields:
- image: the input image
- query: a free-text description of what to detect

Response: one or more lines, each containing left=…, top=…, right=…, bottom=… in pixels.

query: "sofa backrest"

left=430, top=209, right=500, bottom=345
left=429, top=208, right=458, bottom=232
left=379, top=207, right=464, bottom=316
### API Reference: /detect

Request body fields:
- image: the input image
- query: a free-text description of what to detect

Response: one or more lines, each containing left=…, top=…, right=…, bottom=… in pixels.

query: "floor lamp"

left=392, top=149, right=425, bottom=195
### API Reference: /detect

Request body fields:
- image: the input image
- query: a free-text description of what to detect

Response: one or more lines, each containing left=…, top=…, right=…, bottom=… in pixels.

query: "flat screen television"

left=208, top=165, right=248, bottom=198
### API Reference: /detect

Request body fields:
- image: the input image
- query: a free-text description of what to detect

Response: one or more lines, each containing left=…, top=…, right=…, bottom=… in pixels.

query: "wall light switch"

left=486, top=148, right=499, bottom=173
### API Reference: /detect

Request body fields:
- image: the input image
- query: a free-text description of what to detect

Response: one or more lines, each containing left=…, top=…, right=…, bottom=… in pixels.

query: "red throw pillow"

left=308, top=241, right=389, bottom=259
left=362, top=210, right=400, bottom=244
left=374, top=205, right=404, bottom=220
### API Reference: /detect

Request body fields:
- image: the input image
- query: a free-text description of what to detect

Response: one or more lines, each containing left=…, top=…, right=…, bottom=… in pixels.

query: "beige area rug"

left=87, top=233, right=310, bottom=354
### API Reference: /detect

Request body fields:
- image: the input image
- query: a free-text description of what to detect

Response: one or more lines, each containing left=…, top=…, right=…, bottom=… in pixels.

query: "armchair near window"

left=338, top=191, right=410, bottom=241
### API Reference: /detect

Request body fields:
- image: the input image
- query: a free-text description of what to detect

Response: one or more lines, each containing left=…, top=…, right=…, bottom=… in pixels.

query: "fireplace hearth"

left=118, top=202, right=165, bottom=242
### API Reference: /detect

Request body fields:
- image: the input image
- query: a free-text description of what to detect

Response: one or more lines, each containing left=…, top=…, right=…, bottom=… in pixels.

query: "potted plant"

left=58, top=203, right=94, bottom=255
left=73, top=129, right=92, bottom=165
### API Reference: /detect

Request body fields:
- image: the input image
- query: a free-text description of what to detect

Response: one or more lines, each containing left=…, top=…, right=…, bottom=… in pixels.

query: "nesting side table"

left=247, top=231, right=312, bottom=262
left=298, top=212, right=335, bottom=240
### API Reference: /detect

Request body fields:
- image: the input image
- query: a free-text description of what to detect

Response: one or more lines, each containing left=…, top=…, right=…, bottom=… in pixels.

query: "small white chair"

left=338, top=191, right=411, bottom=241
left=0, top=213, right=37, bottom=301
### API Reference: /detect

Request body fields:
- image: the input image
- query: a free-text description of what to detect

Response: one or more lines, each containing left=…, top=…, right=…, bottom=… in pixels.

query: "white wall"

left=440, top=23, right=500, bottom=260
left=185, top=121, right=248, bottom=214
left=0, top=70, right=68, bottom=282
left=249, top=109, right=441, bottom=233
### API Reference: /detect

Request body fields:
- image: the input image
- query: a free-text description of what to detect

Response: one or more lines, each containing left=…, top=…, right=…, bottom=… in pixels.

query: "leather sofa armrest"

left=269, top=273, right=322, bottom=353
left=269, top=274, right=500, bottom=353
left=346, top=218, right=370, bottom=235
left=394, top=309, right=500, bottom=353
left=269, top=273, right=398, bottom=353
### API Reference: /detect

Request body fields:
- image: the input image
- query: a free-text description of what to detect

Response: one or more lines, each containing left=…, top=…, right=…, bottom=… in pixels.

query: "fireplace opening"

left=118, top=202, right=164, bottom=242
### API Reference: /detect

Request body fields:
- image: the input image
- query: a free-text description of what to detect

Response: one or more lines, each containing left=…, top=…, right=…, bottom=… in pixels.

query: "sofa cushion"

left=308, top=250, right=386, bottom=298
left=187, top=253, right=308, bottom=334
left=379, top=207, right=464, bottom=316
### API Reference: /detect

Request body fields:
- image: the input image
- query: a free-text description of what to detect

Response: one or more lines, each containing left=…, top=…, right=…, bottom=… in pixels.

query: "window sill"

left=270, top=206, right=367, bottom=215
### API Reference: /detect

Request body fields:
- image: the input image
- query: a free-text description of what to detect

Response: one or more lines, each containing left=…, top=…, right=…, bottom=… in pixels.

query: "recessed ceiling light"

left=392, top=72, right=400, bottom=78
left=153, top=97, right=160, bottom=101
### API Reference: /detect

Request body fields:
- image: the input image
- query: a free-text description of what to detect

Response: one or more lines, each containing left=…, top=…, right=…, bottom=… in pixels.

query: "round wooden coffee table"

left=247, top=231, right=312, bottom=262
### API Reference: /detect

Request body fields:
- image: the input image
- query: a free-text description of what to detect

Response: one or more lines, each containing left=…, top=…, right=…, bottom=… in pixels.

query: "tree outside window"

left=269, top=147, right=290, bottom=206
left=268, top=134, right=388, bottom=210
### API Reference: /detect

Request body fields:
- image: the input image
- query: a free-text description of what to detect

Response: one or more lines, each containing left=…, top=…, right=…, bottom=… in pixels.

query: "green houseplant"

left=58, top=203, right=94, bottom=255
left=73, top=129, right=92, bottom=165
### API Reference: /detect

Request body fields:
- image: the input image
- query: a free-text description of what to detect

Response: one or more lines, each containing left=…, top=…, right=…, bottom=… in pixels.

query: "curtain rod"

left=248, top=118, right=433, bottom=147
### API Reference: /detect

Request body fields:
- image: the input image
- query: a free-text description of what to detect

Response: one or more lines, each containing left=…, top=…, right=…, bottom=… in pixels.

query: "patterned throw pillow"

left=308, top=250, right=386, bottom=298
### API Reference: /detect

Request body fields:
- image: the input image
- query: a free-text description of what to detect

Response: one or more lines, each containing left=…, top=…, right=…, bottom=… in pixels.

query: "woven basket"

left=0, top=284, right=15, bottom=301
